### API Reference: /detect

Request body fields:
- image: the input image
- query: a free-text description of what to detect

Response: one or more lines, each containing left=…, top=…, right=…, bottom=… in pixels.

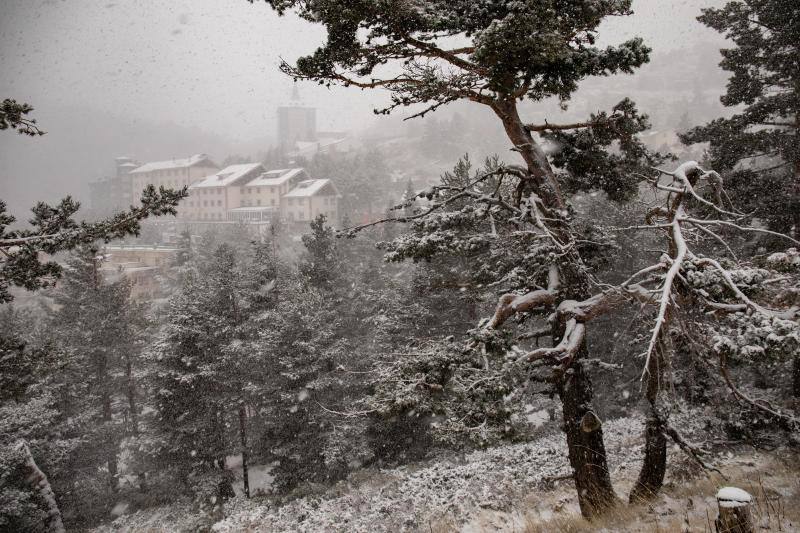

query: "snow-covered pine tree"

left=148, top=240, right=296, bottom=502
left=0, top=98, right=44, bottom=136
left=0, top=191, right=187, bottom=304
left=49, top=251, right=144, bottom=469
left=256, top=0, right=800, bottom=515
left=254, top=0, right=665, bottom=517
left=681, top=0, right=800, bottom=396
left=4, top=247, right=149, bottom=526
left=148, top=245, right=245, bottom=502
left=0, top=306, right=65, bottom=533
left=681, top=0, right=800, bottom=242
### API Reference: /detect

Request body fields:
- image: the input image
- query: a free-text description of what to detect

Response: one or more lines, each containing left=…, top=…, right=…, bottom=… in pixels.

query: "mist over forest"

left=1, top=1, right=799, bottom=532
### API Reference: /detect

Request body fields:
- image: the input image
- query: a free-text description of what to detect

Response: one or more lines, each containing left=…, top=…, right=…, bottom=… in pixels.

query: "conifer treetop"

left=254, top=0, right=650, bottom=115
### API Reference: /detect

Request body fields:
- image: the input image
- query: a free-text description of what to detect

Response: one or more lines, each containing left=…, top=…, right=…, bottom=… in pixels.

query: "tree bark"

left=630, top=172, right=700, bottom=502
left=238, top=403, right=250, bottom=498
left=491, top=99, right=564, bottom=210
left=15, top=440, right=66, bottom=533
left=125, top=354, right=147, bottom=491
left=631, top=339, right=667, bottom=502
left=93, top=259, right=118, bottom=491
left=630, top=413, right=666, bottom=502
left=126, top=356, right=139, bottom=435
left=793, top=156, right=800, bottom=396
left=556, top=352, right=618, bottom=518
left=103, top=391, right=118, bottom=491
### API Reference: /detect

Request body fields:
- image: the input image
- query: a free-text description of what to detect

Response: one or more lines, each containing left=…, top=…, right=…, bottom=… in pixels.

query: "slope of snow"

left=96, top=410, right=711, bottom=532
left=213, top=412, right=704, bottom=532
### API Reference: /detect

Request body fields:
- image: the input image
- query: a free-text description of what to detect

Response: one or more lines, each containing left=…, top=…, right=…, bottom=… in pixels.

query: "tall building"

left=277, top=85, right=317, bottom=148
left=88, top=156, right=139, bottom=214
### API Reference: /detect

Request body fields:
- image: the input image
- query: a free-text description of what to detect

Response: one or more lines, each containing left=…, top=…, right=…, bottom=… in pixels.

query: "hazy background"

left=0, top=0, right=727, bottom=216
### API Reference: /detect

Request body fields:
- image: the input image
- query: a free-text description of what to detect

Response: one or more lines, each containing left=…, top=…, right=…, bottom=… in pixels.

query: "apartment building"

left=92, top=155, right=340, bottom=229
left=238, top=168, right=306, bottom=207
left=129, top=154, right=219, bottom=200
left=183, top=165, right=339, bottom=225
left=181, top=163, right=265, bottom=221
left=282, top=179, right=339, bottom=223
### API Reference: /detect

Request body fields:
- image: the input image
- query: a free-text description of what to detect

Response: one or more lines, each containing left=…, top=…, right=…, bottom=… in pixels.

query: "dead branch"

left=718, top=352, right=799, bottom=430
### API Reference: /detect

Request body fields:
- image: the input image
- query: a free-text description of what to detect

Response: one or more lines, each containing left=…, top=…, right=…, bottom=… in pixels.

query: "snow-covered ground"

left=225, top=454, right=275, bottom=497
left=97, top=409, right=726, bottom=532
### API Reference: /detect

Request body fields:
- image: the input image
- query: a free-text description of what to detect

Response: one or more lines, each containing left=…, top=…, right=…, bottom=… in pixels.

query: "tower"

left=277, top=84, right=317, bottom=149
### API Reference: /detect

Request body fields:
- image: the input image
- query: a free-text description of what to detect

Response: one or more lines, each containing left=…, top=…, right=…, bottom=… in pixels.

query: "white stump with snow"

left=715, top=486, right=753, bottom=533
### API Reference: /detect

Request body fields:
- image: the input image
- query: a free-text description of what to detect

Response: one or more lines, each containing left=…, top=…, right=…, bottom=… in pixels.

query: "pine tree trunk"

left=793, top=157, right=800, bottom=397
left=630, top=413, right=666, bottom=502
left=630, top=177, right=696, bottom=502
left=15, top=440, right=66, bottom=533
left=126, top=357, right=139, bottom=435
left=238, top=403, right=250, bottom=498
left=492, top=98, right=618, bottom=518
left=793, top=139, right=800, bottom=243
left=556, top=348, right=618, bottom=518
left=631, top=340, right=667, bottom=502
left=125, top=355, right=147, bottom=491
left=103, top=388, right=118, bottom=491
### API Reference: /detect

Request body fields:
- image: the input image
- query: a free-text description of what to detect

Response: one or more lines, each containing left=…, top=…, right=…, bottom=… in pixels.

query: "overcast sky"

left=0, top=0, right=730, bottom=213
left=1, top=0, right=727, bottom=141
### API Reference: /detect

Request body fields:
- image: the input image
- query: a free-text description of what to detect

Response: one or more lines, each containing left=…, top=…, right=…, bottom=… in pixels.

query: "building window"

left=271, top=198, right=275, bottom=206
left=217, top=200, right=222, bottom=206
left=288, top=198, right=294, bottom=206
left=257, top=199, right=261, bottom=206
left=256, top=187, right=260, bottom=194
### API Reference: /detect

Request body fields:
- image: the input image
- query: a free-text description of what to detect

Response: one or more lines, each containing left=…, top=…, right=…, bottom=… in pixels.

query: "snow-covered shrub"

left=712, top=312, right=800, bottom=363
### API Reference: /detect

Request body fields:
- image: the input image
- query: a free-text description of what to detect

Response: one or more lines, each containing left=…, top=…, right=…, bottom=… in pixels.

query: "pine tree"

left=299, top=215, right=342, bottom=290
left=0, top=307, right=64, bottom=533
left=0, top=190, right=187, bottom=303
left=148, top=241, right=287, bottom=502
left=254, top=0, right=799, bottom=514
left=252, top=0, right=663, bottom=515
left=149, top=248, right=239, bottom=491
left=681, top=0, right=800, bottom=241
left=0, top=247, right=149, bottom=528
left=44, top=249, right=146, bottom=497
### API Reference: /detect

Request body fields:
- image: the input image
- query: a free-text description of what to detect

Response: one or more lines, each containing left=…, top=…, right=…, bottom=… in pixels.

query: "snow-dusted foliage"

left=0, top=187, right=186, bottom=303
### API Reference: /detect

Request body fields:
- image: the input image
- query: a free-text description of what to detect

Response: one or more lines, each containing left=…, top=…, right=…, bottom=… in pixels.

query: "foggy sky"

left=1, top=0, right=727, bottom=139
left=0, top=0, right=727, bottom=213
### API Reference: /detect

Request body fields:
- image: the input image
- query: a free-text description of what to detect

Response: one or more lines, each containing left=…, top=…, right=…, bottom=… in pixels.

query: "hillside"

left=93, top=409, right=800, bottom=532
